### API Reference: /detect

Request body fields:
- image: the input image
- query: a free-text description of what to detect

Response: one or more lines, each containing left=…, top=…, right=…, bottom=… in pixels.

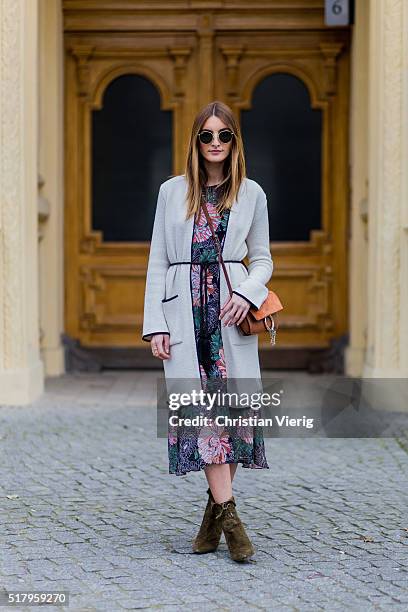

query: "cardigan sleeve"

left=232, top=186, right=273, bottom=309
left=141, top=184, right=170, bottom=342
left=232, top=290, right=257, bottom=309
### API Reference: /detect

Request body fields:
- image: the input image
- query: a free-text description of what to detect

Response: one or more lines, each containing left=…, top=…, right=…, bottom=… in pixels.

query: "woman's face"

left=198, top=115, right=233, bottom=165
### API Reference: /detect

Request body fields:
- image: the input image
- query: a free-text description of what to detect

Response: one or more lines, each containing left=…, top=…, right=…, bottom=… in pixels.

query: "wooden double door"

left=64, top=1, right=350, bottom=371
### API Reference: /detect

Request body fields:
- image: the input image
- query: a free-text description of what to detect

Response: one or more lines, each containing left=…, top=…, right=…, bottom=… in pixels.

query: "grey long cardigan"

left=142, top=174, right=273, bottom=394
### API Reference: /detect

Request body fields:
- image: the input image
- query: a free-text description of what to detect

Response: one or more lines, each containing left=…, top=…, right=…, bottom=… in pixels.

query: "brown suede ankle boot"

left=192, top=488, right=223, bottom=553
left=213, top=496, right=255, bottom=562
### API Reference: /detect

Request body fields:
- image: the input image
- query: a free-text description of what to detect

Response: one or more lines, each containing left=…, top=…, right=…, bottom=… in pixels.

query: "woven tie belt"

left=168, top=260, right=247, bottom=364
left=169, top=260, right=247, bottom=268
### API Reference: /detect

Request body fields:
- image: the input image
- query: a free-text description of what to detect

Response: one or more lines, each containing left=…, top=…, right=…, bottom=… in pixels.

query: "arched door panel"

left=215, top=29, right=350, bottom=362
left=64, top=37, right=195, bottom=352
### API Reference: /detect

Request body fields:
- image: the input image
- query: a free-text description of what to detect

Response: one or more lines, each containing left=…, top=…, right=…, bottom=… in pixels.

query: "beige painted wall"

left=38, top=0, right=65, bottom=377
left=364, top=0, right=408, bottom=377
left=345, top=0, right=369, bottom=375
left=347, top=0, right=408, bottom=380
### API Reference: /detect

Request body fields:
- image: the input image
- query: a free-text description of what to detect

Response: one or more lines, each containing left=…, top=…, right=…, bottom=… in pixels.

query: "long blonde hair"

left=183, top=101, right=246, bottom=220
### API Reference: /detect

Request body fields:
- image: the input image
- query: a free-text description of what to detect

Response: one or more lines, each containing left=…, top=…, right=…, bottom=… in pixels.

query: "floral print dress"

left=168, top=184, right=269, bottom=476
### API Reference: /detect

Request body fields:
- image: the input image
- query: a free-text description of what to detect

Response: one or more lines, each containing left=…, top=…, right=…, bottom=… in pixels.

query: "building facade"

left=0, top=0, right=407, bottom=404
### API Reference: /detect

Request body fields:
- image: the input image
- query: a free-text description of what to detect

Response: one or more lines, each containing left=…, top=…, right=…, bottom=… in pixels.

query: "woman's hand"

left=151, top=334, right=170, bottom=360
left=219, top=293, right=251, bottom=327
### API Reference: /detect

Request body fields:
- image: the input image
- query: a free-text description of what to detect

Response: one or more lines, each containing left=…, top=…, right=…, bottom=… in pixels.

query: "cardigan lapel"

left=222, top=182, right=245, bottom=258
left=180, top=178, right=242, bottom=261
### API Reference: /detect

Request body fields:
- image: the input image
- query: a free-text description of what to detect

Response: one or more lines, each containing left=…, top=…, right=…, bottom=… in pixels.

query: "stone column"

left=364, top=0, right=408, bottom=377
left=38, top=0, right=65, bottom=377
left=0, top=0, right=44, bottom=403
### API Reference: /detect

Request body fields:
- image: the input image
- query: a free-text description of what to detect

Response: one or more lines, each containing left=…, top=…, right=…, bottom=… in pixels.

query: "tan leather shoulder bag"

left=201, top=199, right=283, bottom=345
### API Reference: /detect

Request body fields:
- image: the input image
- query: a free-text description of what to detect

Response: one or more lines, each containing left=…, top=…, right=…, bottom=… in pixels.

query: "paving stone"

left=1, top=371, right=408, bottom=610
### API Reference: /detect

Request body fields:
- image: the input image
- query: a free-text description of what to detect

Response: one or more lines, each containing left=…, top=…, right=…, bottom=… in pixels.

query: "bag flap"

left=250, top=290, right=284, bottom=320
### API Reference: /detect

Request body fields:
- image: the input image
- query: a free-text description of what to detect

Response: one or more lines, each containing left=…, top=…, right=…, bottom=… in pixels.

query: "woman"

left=142, top=101, right=273, bottom=562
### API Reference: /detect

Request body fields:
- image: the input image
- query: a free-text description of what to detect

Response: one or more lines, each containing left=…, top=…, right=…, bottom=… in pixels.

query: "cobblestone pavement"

left=1, top=371, right=408, bottom=611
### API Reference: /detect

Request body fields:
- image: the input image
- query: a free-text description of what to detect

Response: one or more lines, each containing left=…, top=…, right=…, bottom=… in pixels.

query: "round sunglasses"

left=198, top=129, right=235, bottom=145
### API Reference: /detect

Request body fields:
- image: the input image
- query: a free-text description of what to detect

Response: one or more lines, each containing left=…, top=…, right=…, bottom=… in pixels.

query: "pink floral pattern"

left=197, top=426, right=232, bottom=464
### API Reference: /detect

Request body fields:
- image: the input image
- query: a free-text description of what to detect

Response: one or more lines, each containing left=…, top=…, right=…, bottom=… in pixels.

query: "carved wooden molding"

left=238, top=61, right=327, bottom=110
left=319, top=42, right=343, bottom=96
left=79, top=265, right=145, bottom=332
left=91, top=61, right=177, bottom=112
left=69, top=45, right=95, bottom=98
left=79, top=266, right=105, bottom=331
left=80, top=231, right=103, bottom=255
left=271, top=268, right=331, bottom=331
left=75, top=58, right=181, bottom=256
left=62, top=1, right=341, bottom=33
left=197, top=12, right=214, bottom=35
left=234, top=41, right=346, bottom=104
left=196, top=14, right=215, bottom=104
left=220, top=45, right=245, bottom=97
left=168, top=47, right=192, bottom=97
